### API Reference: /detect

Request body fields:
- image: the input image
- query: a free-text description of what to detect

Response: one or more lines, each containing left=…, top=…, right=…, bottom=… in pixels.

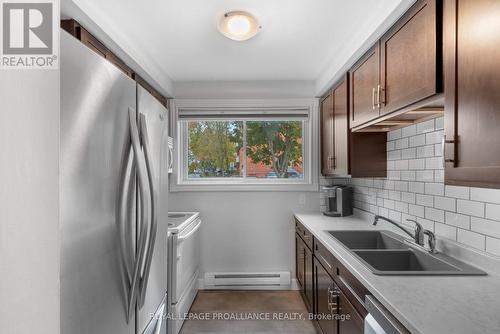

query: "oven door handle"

left=178, top=219, right=201, bottom=242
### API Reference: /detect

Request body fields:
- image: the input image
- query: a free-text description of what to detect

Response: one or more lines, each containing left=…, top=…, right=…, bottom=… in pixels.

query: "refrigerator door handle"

left=126, top=107, right=150, bottom=322
left=138, top=112, right=158, bottom=307
left=117, top=145, right=135, bottom=284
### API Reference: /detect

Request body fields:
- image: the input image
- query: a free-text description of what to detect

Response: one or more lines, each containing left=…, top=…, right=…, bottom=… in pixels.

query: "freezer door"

left=136, top=85, right=169, bottom=333
left=60, top=31, right=136, bottom=334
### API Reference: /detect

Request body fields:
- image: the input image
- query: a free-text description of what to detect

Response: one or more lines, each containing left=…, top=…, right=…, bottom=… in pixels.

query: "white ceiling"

left=68, top=0, right=413, bottom=95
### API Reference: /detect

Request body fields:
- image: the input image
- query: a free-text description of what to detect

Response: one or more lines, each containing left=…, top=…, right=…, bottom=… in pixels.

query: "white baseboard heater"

left=204, top=272, right=291, bottom=288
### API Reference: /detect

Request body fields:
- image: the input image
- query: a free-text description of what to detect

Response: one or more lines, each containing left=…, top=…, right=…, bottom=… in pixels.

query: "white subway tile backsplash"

left=457, top=229, right=486, bottom=251
left=388, top=190, right=401, bottom=201
left=485, top=203, right=500, bottom=221
left=387, top=141, right=396, bottom=151
left=435, top=222, right=457, bottom=241
left=388, top=129, right=402, bottom=141
left=425, top=157, right=443, bottom=170
left=400, top=171, right=416, bottom=181
left=408, top=182, right=425, bottom=194
left=401, top=124, right=417, bottom=137
left=457, top=200, right=485, bottom=218
left=416, top=170, right=434, bottom=182
left=384, top=199, right=395, bottom=210
left=416, top=194, right=434, bottom=207
left=395, top=201, right=409, bottom=213
left=425, top=183, right=444, bottom=196
left=388, top=150, right=402, bottom=161
left=401, top=192, right=416, bottom=204
left=394, top=160, right=409, bottom=170
left=401, top=148, right=417, bottom=159
left=416, top=119, right=435, bottom=133
left=445, top=185, right=469, bottom=199
left=409, top=134, right=426, bottom=147
left=395, top=137, right=409, bottom=150
left=470, top=187, right=500, bottom=204
left=387, top=170, right=401, bottom=180
left=425, top=130, right=443, bottom=145
left=434, top=170, right=444, bottom=183
left=417, top=145, right=434, bottom=158
left=471, top=217, right=500, bottom=239
left=434, top=143, right=443, bottom=156
left=486, top=237, right=500, bottom=257
left=409, top=159, right=425, bottom=170
left=409, top=204, right=425, bottom=218
left=435, top=117, right=444, bottom=130
left=425, top=207, right=445, bottom=222
left=350, top=117, right=500, bottom=259
left=435, top=196, right=456, bottom=212
left=445, top=212, right=470, bottom=229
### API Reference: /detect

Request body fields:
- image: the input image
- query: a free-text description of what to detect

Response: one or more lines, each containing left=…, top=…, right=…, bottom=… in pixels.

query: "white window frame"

left=169, top=99, right=319, bottom=192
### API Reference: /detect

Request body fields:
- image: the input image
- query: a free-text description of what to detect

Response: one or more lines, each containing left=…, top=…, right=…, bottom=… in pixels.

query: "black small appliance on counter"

left=322, top=185, right=353, bottom=217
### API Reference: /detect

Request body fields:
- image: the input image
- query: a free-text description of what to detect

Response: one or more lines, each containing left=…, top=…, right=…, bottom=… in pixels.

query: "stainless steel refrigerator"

left=60, top=30, right=169, bottom=334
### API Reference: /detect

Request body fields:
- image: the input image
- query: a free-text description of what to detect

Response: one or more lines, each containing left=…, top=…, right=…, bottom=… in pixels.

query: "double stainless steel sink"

left=328, top=230, right=486, bottom=275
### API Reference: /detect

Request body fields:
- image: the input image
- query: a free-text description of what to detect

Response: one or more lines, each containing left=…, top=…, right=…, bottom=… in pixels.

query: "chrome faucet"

left=423, top=229, right=438, bottom=253
left=373, top=215, right=425, bottom=246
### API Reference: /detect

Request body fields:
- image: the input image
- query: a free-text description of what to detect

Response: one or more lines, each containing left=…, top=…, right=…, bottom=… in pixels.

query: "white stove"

left=166, top=212, right=201, bottom=334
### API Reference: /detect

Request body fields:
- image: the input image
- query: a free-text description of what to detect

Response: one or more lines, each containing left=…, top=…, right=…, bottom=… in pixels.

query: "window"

left=171, top=99, right=318, bottom=191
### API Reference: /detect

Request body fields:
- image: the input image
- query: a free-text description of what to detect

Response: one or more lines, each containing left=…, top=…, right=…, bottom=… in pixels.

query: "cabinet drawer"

left=314, top=238, right=339, bottom=279
left=337, top=265, right=369, bottom=318
left=295, top=220, right=313, bottom=250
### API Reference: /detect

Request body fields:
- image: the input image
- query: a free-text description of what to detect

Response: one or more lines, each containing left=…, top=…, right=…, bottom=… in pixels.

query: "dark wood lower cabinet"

left=314, top=258, right=339, bottom=334
left=304, top=244, right=314, bottom=312
left=338, top=291, right=364, bottom=334
left=295, top=232, right=313, bottom=313
left=295, top=233, right=306, bottom=289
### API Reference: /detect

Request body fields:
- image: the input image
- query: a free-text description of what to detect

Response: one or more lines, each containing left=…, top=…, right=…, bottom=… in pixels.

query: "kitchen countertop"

left=294, top=211, right=500, bottom=334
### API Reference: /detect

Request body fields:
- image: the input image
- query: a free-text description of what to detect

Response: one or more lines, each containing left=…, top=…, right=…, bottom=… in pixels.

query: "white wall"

left=173, top=80, right=316, bottom=99
left=0, top=71, right=60, bottom=333
left=169, top=191, right=319, bottom=279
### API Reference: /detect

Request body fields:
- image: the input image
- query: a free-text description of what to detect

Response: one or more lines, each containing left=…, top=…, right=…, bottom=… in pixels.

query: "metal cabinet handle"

left=377, top=84, right=384, bottom=107
left=442, top=135, right=455, bottom=167
left=372, top=87, right=376, bottom=110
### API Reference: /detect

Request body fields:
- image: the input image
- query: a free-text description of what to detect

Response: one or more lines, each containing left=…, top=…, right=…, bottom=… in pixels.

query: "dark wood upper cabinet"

left=333, top=79, right=350, bottom=176
left=320, top=91, right=335, bottom=176
left=321, top=75, right=350, bottom=176
left=349, top=0, right=442, bottom=130
left=380, top=0, right=442, bottom=115
left=444, top=0, right=500, bottom=188
left=350, top=45, right=380, bottom=128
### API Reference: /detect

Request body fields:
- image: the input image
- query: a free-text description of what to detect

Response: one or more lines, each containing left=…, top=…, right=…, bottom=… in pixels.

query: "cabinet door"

left=314, top=259, right=338, bottom=334
left=338, top=291, right=364, bottom=334
left=350, top=44, right=380, bottom=128
left=333, top=77, right=349, bottom=175
left=380, top=0, right=440, bottom=115
left=320, top=91, right=335, bottom=175
left=304, top=246, right=314, bottom=313
left=444, top=0, right=500, bottom=188
left=295, top=234, right=305, bottom=289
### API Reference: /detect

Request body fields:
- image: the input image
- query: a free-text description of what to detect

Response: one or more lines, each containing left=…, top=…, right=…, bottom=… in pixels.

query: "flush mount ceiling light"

left=218, top=11, right=261, bottom=41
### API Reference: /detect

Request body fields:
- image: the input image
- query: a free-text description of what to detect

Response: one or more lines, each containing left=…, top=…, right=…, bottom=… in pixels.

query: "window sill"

left=169, top=180, right=319, bottom=192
